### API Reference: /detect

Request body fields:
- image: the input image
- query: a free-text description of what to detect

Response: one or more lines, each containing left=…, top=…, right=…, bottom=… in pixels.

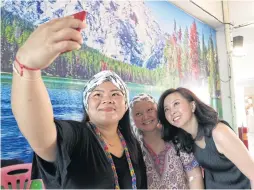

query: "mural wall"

left=1, top=0, right=221, bottom=163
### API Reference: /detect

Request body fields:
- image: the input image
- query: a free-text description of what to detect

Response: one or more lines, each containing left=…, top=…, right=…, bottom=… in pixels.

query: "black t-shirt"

left=31, top=120, right=147, bottom=189
left=112, top=154, right=132, bottom=189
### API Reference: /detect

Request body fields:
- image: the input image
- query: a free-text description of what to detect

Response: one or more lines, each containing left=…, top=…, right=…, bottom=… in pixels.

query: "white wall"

left=233, top=50, right=254, bottom=128
left=216, top=26, right=234, bottom=127
left=230, top=2, right=254, bottom=129
left=245, top=88, right=254, bottom=133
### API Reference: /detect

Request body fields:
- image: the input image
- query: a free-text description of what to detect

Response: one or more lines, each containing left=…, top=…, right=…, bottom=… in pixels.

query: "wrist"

left=13, top=60, right=41, bottom=79
left=16, top=48, right=33, bottom=68
left=15, top=48, right=41, bottom=78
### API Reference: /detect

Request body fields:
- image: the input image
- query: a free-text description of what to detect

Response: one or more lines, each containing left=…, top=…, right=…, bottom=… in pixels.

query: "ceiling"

left=228, top=1, right=254, bottom=28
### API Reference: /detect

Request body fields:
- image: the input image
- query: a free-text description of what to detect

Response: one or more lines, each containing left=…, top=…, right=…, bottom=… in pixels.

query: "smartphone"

left=60, top=10, right=86, bottom=54
left=73, top=11, right=86, bottom=32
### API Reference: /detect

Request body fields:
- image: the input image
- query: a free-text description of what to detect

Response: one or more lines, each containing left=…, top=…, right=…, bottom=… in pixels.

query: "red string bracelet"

left=15, top=57, right=40, bottom=76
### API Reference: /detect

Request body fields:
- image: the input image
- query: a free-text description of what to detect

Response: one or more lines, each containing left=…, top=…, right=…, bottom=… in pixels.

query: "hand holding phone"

left=61, top=11, right=86, bottom=54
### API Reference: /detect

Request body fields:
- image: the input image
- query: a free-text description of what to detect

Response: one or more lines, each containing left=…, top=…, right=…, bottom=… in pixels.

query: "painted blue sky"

left=145, top=1, right=217, bottom=49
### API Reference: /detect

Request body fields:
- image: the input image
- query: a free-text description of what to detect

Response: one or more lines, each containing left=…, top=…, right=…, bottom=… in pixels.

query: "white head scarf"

left=83, top=70, right=129, bottom=111
left=129, top=93, right=159, bottom=142
left=129, top=93, right=157, bottom=110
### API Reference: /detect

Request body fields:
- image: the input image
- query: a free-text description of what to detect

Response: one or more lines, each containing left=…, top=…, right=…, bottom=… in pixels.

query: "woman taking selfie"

left=11, top=16, right=147, bottom=189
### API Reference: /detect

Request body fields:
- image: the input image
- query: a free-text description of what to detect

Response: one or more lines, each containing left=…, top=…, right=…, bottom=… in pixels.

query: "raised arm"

left=11, top=16, right=85, bottom=162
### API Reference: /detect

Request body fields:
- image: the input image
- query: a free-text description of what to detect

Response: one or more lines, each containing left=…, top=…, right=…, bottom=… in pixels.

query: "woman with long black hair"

left=157, top=87, right=254, bottom=189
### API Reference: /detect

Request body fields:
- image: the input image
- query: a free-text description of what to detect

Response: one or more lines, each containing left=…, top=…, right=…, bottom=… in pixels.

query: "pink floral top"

left=142, top=141, right=199, bottom=189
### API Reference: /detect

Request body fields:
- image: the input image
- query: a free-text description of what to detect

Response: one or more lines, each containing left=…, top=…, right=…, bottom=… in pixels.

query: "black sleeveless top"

left=194, top=135, right=251, bottom=189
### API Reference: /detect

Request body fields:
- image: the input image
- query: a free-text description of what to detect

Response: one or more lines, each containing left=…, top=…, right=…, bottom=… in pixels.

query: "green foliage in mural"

left=161, top=19, right=222, bottom=116
left=1, top=9, right=166, bottom=86
left=1, top=9, right=221, bottom=116
left=163, top=20, right=220, bottom=95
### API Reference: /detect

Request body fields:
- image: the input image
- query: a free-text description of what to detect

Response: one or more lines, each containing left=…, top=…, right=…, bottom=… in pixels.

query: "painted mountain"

left=2, top=0, right=165, bottom=69
left=1, top=0, right=222, bottom=163
left=1, top=0, right=219, bottom=96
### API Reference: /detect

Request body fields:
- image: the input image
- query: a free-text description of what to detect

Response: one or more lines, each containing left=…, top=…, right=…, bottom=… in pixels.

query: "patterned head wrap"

left=130, top=93, right=157, bottom=132
left=129, top=93, right=157, bottom=110
left=83, top=70, right=129, bottom=111
left=129, top=93, right=160, bottom=155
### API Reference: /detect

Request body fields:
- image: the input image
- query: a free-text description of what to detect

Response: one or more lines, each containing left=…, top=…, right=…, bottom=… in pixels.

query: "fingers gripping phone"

left=73, top=11, right=86, bottom=32
left=62, top=11, right=86, bottom=54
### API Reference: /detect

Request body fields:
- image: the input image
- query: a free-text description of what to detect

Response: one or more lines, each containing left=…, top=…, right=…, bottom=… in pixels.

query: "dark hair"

left=157, top=87, right=219, bottom=153
left=82, top=108, right=139, bottom=163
